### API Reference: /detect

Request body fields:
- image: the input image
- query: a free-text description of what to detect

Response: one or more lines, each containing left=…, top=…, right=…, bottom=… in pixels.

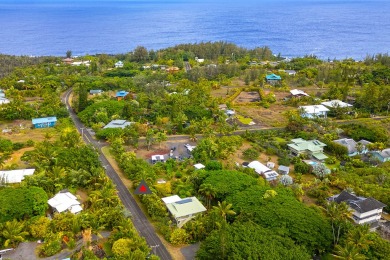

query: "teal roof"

left=266, top=74, right=281, bottom=80
left=32, top=117, right=57, bottom=124
left=166, top=197, right=206, bottom=218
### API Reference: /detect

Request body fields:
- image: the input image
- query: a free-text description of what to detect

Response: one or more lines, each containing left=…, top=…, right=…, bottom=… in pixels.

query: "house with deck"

left=328, top=190, right=386, bottom=225
left=299, top=105, right=329, bottom=118
left=32, top=117, right=57, bottom=128
left=287, top=138, right=328, bottom=161
left=162, top=195, right=207, bottom=227
left=265, top=74, right=281, bottom=85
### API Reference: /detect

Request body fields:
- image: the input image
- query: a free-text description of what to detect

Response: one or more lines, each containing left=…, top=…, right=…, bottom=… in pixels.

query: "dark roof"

left=334, top=190, right=359, bottom=203
left=349, top=197, right=387, bottom=213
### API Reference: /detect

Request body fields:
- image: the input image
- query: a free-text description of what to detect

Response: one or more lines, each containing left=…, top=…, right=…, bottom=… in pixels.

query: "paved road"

left=63, top=90, right=172, bottom=260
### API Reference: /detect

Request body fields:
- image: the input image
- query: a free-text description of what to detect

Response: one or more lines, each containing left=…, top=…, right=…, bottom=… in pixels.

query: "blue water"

left=0, top=0, right=389, bottom=59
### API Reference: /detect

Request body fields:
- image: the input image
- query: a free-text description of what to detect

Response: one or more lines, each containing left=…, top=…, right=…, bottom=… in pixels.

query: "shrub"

left=243, top=148, right=260, bottom=160
left=277, top=156, right=290, bottom=166
left=205, top=160, right=223, bottom=170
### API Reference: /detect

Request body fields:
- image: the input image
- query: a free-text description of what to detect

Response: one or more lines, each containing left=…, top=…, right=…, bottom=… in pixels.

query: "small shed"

left=278, top=165, right=290, bottom=175
left=266, top=162, right=275, bottom=169
left=32, top=117, right=57, bottom=128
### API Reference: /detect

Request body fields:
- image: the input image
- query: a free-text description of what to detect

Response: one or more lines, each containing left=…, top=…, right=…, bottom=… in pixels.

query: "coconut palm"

left=332, top=243, right=366, bottom=260
left=198, top=183, right=216, bottom=209
left=213, top=201, right=236, bottom=222
left=1, top=219, right=29, bottom=247
left=326, top=201, right=352, bottom=245
left=346, top=225, right=373, bottom=251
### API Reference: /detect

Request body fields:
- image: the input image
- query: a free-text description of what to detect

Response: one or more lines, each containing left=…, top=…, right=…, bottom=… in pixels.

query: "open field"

left=234, top=91, right=260, bottom=103
left=0, top=121, right=58, bottom=143
left=3, top=147, right=34, bottom=169
left=234, top=104, right=292, bottom=127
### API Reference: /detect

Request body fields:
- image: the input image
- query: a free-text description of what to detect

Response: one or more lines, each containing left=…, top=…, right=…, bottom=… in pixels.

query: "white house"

left=195, top=57, right=204, bottom=63
left=299, top=105, right=330, bottom=118
left=321, top=100, right=353, bottom=109
left=371, top=148, right=390, bottom=163
left=162, top=196, right=207, bottom=227
left=290, top=89, right=309, bottom=98
left=0, top=169, right=35, bottom=184
left=48, top=191, right=83, bottom=214
left=247, top=161, right=279, bottom=181
left=151, top=155, right=165, bottom=164
left=115, top=61, right=124, bottom=68
left=328, top=190, right=386, bottom=225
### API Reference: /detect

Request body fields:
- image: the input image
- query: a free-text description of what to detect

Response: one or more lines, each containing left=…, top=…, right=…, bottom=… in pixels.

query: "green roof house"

left=287, top=138, right=328, bottom=161
left=265, top=73, right=281, bottom=85
left=162, top=195, right=207, bottom=227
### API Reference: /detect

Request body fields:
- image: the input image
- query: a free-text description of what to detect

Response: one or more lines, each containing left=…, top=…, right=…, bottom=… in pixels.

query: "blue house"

left=32, top=117, right=57, bottom=128
left=115, top=90, right=129, bottom=100
left=265, top=73, right=282, bottom=85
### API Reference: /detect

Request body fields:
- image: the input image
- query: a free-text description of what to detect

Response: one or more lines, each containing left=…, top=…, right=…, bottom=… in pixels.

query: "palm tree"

left=346, top=225, right=373, bottom=251
left=198, top=183, right=216, bottom=209
left=213, top=201, right=236, bottom=222
left=326, top=201, right=352, bottom=245
left=332, top=243, right=366, bottom=260
left=1, top=219, right=29, bottom=247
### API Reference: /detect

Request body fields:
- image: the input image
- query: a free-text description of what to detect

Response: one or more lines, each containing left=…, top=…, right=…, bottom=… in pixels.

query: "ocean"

left=0, top=0, right=389, bottom=59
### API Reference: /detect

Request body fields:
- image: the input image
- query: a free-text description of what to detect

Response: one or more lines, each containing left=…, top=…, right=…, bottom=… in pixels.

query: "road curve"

left=62, top=89, right=172, bottom=260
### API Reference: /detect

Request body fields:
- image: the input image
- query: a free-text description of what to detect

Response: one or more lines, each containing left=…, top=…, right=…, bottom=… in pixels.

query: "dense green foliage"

left=0, top=187, right=48, bottom=222
left=197, top=222, right=311, bottom=260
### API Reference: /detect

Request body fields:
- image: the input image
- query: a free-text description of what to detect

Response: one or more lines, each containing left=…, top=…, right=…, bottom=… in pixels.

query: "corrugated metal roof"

left=32, top=117, right=57, bottom=124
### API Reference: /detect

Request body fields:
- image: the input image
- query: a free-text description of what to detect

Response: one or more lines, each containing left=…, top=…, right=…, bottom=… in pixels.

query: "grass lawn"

left=236, top=115, right=253, bottom=125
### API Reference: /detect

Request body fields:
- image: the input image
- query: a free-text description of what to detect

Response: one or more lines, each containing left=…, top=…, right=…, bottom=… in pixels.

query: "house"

left=265, top=74, right=281, bottom=85
left=333, top=138, right=371, bottom=157
left=103, top=120, right=132, bottom=129
left=328, top=190, right=386, bottom=225
left=184, top=144, right=196, bottom=153
left=247, top=161, right=279, bottom=181
left=321, top=100, right=353, bottom=109
left=162, top=195, right=207, bottom=227
left=48, top=191, right=83, bottom=214
left=115, top=90, right=129, bottom=100
left=195, top=57, right=204, bottom=63
left=89, top=89, right=103, bottom=95
left=194, top=163, right=205, bottom=170
left=151, top=155, right=165, bottom=164
left=290, top=89, right=309, bottom=98
left=278, top=165, right=290, bottom=175
left=225, top=109, right=235, bottom=117
left=0, top=97, right=10, bottom=105
left=0, top=169, right=35, bottom=184
left=115, top=61, right=124, bottom=68
left=299, top=105, right=329, bottom=118
left=285, top=70, right=297, bottom=76
left=32, top=117, right=57, bottom=128
left=62, top=58, right=74, bottom=64
left=287, top=138, right=328, bottom=161
left=371, top=148, right=390, bottom=163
